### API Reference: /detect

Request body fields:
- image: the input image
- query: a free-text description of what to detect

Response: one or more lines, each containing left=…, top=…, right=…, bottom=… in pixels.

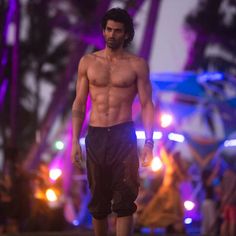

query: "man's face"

left=103, top=20, right=127, bottom=49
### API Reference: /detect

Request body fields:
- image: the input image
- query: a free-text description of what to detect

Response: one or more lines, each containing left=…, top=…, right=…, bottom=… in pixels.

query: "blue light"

left=198, top=72, right=224, bottom=82
left=184, top=218, right=192, bottom=224
left=140, top=227, right=165, bottom=234
left=72, top=219, right=80, bottom=226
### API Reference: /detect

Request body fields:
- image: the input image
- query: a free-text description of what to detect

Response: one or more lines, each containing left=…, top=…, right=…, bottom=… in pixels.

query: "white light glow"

left=136, top=131, right=162, bottom=140
left=46, top=188, right=58, bottom=202
left=49, top=168, right=62, bottom=181
left=224, top=139, right=236, bottom=147
left=168, top=133, right=185, bottom=142
left=72, top=220, right=80, bottom=226
left=184, top=218, right=192, bottom=224
left=136, top=131, right=146, bottom=139
left=80, top=138, right=85, bottom=145
left=151, top=156, right=163, bottom=172
left=160, top=113, right=173, bottom=128
left=54, top=140, right=64, bottom=150
left=153, top=131, right=163, bottom=139
left=184, top=200, right=195, bottom=211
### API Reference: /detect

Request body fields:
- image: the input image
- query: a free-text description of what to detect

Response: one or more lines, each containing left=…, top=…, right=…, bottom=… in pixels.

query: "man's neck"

left=104, top=47, right=125, bottom=60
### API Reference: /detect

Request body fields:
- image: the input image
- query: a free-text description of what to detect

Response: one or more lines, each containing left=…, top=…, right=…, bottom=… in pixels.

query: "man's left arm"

left=136, top=58, right=155, bottom=166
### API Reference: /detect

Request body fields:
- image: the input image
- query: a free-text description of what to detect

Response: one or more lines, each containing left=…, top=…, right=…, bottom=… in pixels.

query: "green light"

left=54, top=140, right=64, bottom=150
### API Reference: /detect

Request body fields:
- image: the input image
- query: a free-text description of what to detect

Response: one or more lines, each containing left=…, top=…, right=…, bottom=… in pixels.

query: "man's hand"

left=71, top=141, right=83, bottom=168
left=140, top=144, right=153, bottom=167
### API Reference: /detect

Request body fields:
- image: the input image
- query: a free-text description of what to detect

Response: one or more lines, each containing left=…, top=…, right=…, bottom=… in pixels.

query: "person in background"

left=220, top=168, right=236, bottom=236
left=200, top=162, right=220, bottom=236
left=138, top=148, right=187, bottom=234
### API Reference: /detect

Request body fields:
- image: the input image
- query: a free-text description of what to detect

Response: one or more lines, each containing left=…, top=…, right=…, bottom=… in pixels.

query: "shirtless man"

left=71, top=8, right=154, bottom=236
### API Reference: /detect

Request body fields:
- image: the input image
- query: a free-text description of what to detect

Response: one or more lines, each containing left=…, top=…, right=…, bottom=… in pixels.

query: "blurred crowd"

left=1, top=146, right=236, bottom=236
left=0, top=160, right=67, bottom=234
left=134, top=144, right=236, bottom=236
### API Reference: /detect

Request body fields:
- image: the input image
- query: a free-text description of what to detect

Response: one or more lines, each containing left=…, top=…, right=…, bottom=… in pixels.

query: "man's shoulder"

left=127, top=53, right=148, bottom=68
left=81, top=50, right=104, bottom=62
left=81, top=52, right=96, bottom=61
left=126, top=52, right=146, bottom=63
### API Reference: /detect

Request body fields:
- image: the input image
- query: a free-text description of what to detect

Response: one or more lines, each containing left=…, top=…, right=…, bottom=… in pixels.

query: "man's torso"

left=85, top=50, right=140, bottom=127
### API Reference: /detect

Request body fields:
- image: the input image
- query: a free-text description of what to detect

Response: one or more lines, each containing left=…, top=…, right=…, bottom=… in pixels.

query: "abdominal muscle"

left=89, top=87, right=135, bottom=127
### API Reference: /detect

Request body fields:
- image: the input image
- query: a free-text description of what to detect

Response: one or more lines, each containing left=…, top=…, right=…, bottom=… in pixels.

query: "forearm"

left=141, top=101, right=154, bottom=140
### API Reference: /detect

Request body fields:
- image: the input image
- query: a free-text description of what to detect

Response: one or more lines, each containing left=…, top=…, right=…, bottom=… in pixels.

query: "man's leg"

left=220, top=220, right=228, bottom=236
left=92, top=217, right=108, bottom=236
left=116, top=215, right=133, bottom=236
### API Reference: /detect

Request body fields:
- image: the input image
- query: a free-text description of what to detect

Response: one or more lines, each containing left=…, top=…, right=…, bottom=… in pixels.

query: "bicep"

left=74, top=58, right=89, bottom=106
left=136, top=60, right=152, bottom=106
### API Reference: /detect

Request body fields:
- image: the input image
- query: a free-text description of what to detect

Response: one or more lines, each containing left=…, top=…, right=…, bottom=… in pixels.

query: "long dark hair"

left=101, top=8, right=134, bottom=48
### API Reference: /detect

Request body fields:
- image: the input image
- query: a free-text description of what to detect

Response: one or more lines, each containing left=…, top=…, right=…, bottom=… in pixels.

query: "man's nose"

left=110, top=30, right=115, bottom=37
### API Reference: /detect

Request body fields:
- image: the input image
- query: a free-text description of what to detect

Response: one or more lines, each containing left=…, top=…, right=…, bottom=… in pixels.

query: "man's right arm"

left=71, top=56, right=89, bottom=165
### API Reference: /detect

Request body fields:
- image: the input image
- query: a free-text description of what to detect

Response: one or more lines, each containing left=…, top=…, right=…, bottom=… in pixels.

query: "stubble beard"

left=106, top=38, right=124, bottom=50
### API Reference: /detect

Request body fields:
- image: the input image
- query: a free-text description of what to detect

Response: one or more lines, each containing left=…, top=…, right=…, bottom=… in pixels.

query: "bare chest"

left=87, top=60, right=136, bottom=88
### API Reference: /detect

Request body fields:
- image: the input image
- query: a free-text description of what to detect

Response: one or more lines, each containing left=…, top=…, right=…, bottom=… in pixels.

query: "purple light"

left=1, top=51, right=8, bottom=66
left=3, top=0, right=16, bottom=44
left=0, top=79, right=8, bottom=107
left=72, top=220, right=80, bottom=226
left=0, top=0, right=16, bottom=78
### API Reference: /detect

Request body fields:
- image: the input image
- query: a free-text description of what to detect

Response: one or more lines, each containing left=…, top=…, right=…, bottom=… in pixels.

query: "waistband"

left=88, top=121, right=134, bottom=132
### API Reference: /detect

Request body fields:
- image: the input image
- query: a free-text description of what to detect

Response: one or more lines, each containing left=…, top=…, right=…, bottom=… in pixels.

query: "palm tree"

left=0, top=0, right=99, bottom=167
left=184, top=0, right=236, bottom=74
